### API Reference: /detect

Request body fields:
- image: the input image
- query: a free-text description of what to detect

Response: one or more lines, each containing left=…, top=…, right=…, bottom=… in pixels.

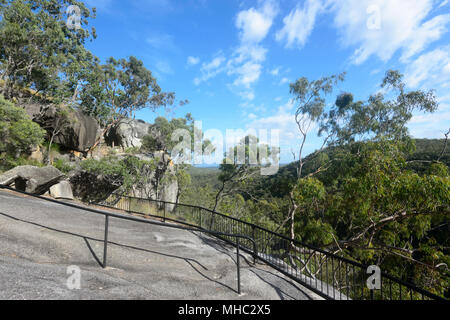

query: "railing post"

left=103, top=214, right=109, bottom=268
left=236, top=237, right=241, bottom=295
left=252, top=225, right=257, bottom=264
left=163, top=202, right=166, bottom=223
left=209, top=212, right=215, bottom=231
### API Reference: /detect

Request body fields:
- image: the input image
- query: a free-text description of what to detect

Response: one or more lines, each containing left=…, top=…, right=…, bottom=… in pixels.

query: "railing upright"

left=103, top=214, right=109, bottom=268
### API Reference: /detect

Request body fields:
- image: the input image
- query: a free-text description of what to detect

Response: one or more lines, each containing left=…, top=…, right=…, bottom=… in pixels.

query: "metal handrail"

left=0, top=185, right=257, bottom=295
left=98, top=192, right=447, bottom=301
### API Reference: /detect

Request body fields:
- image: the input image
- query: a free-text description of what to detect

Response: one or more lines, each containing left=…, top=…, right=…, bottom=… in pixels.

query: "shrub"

left=0, top=95, right=45, bottom=161
left=53, top=158, right=74, bottom=174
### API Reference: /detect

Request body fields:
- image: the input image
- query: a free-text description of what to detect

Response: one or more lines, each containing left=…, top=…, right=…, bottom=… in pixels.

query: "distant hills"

left=187, top=138, right=450, bottom=198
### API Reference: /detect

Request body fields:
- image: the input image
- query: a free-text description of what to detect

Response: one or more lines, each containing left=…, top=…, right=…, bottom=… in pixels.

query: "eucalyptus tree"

left=286, top=70, right=447, bottom=294
left=0, top=95, right=45, bottom=164
left=80, top=56, right=178, bottom=151
left=214, top=135, right=276, bottom=213
left=0, top=0, right=97, bottom=102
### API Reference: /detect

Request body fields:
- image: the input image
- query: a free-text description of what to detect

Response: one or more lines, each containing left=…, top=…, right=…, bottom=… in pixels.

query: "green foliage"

left=80, top=155, right=164, bottom=197
left=0, top=95, right=45, bottom=160
left=81, top=156, right=127, bottom=177
left=290, top=72, right=346, bottom=122
left=124, top=146, right=140, bottom=155
left=42, top=141, right=61, bottom=154
left=175, top=167, right=191, bottom=202
left=187, top=166, right=222, bottom=190
left=428, top=162, right=449, bottom=177
left=142, top=115, right=192, bottom=154
left=53, top=158, right=74, bottom=174
left=320, top=70, right=438, bottom=144
left=0, top=155, right=44, bottom=172
left=0, top=0, right=97, bottom=102
left=79, top=56, right=176, bottom=126
left=141, top=114, right=212, bottom=158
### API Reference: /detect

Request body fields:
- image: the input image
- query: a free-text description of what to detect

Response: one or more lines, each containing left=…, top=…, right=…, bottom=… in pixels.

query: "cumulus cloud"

left=231, top=62, right=263, bottom=88
left=236, top=1, right=277, bottom=44
left=330, top=0, right=450, bottom=64
left=408, top=105, right=450, bottom=138
left=193, top=1, right=278, bottom=100
left=438, top=0, right=449, bottom=8
left=404, top=45, right=450, bottom=138
left=228, top=0, right=278, bottom=100
left=187, top=56, right=200, bottom=66
left=270, top=67, right=280, bottom=76
left=276, top=0, right=325, bottom=49
left=245, top=100, right=314, bottom=161
left=404, top=45, right=450, bottom=89
left=274, top=0, right=450, bottom=64
left=280, top=77, right=290, bottom=85
left=193, top=55, right=226, bottom=85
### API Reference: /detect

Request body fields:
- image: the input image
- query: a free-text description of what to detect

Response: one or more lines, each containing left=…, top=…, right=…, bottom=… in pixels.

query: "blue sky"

left=82, top=0, right=450, bottom=163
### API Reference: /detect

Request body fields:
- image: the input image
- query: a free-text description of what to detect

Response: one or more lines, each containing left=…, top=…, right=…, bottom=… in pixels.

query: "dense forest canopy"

left=182, top=71, right=449, bottom=298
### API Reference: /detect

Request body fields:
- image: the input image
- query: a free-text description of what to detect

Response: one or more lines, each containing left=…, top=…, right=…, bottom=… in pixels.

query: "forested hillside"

left=260, top=138, right=450, bottom=199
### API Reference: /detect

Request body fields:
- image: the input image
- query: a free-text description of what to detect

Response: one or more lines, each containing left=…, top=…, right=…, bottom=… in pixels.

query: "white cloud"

left=280, top=77, right=290, bottom=85
left=247, top=102, right=296, bottom=142
left=231, top=44, right=267, bottom=64
left=146, top=33, right=177, bottom=51
left=187, top=56, right=200, bottom=66
left=193, top=55, right=226, bottom=85
left=238, top=90, right=256, bottom=101
left=270, top=67, right=280, bottom=76
left=403, top=45, right=450, bottom=139
left=438, top=0, right=449, bottom=8
left=226, top=1, right=278, bottom=100
left=404, top=45, right=450, bottom=89
left=245, top=100, right=307, bottom=162
left=192, top=1, right=279, bottom=100
left=276, top=0, right=326, bottom=49
left=236, top=0, right=278, bottom=44
left=274, top=96, right=283, bottom=102
left=203, top=56, right=226, bottom=72
left=408, top=105, right=450, bottom=138
left=230, top=62, right=262, bottom=88
left=247, top=111, right=299, bottom=141
left=330, top=0, right=450, bottom=64
left=155, top=60, right=174, bottom=75
left=247, top=113, right=258, bottom=120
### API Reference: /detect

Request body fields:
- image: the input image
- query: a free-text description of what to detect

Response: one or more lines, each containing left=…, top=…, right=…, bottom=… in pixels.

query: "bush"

left=0, top=155, right=45, bottom=173
left=0, top=95, right=45, bottom=161
left=53, top=158, right=74, bottom=174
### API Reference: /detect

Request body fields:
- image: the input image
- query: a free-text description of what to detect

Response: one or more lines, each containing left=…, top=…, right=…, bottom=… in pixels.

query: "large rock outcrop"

left=129, top=152, right=178, bottom=211
left=69, top=170, right=121, bottom=203
left=0, top=165, right=64, bottom=194
left=69, top=152, right=178, bottom=211
left=105, top=119, right=151, bottom=149
left=49, top=181, right=74, bottom=200
left=34, top=106, right=101, bottom=152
